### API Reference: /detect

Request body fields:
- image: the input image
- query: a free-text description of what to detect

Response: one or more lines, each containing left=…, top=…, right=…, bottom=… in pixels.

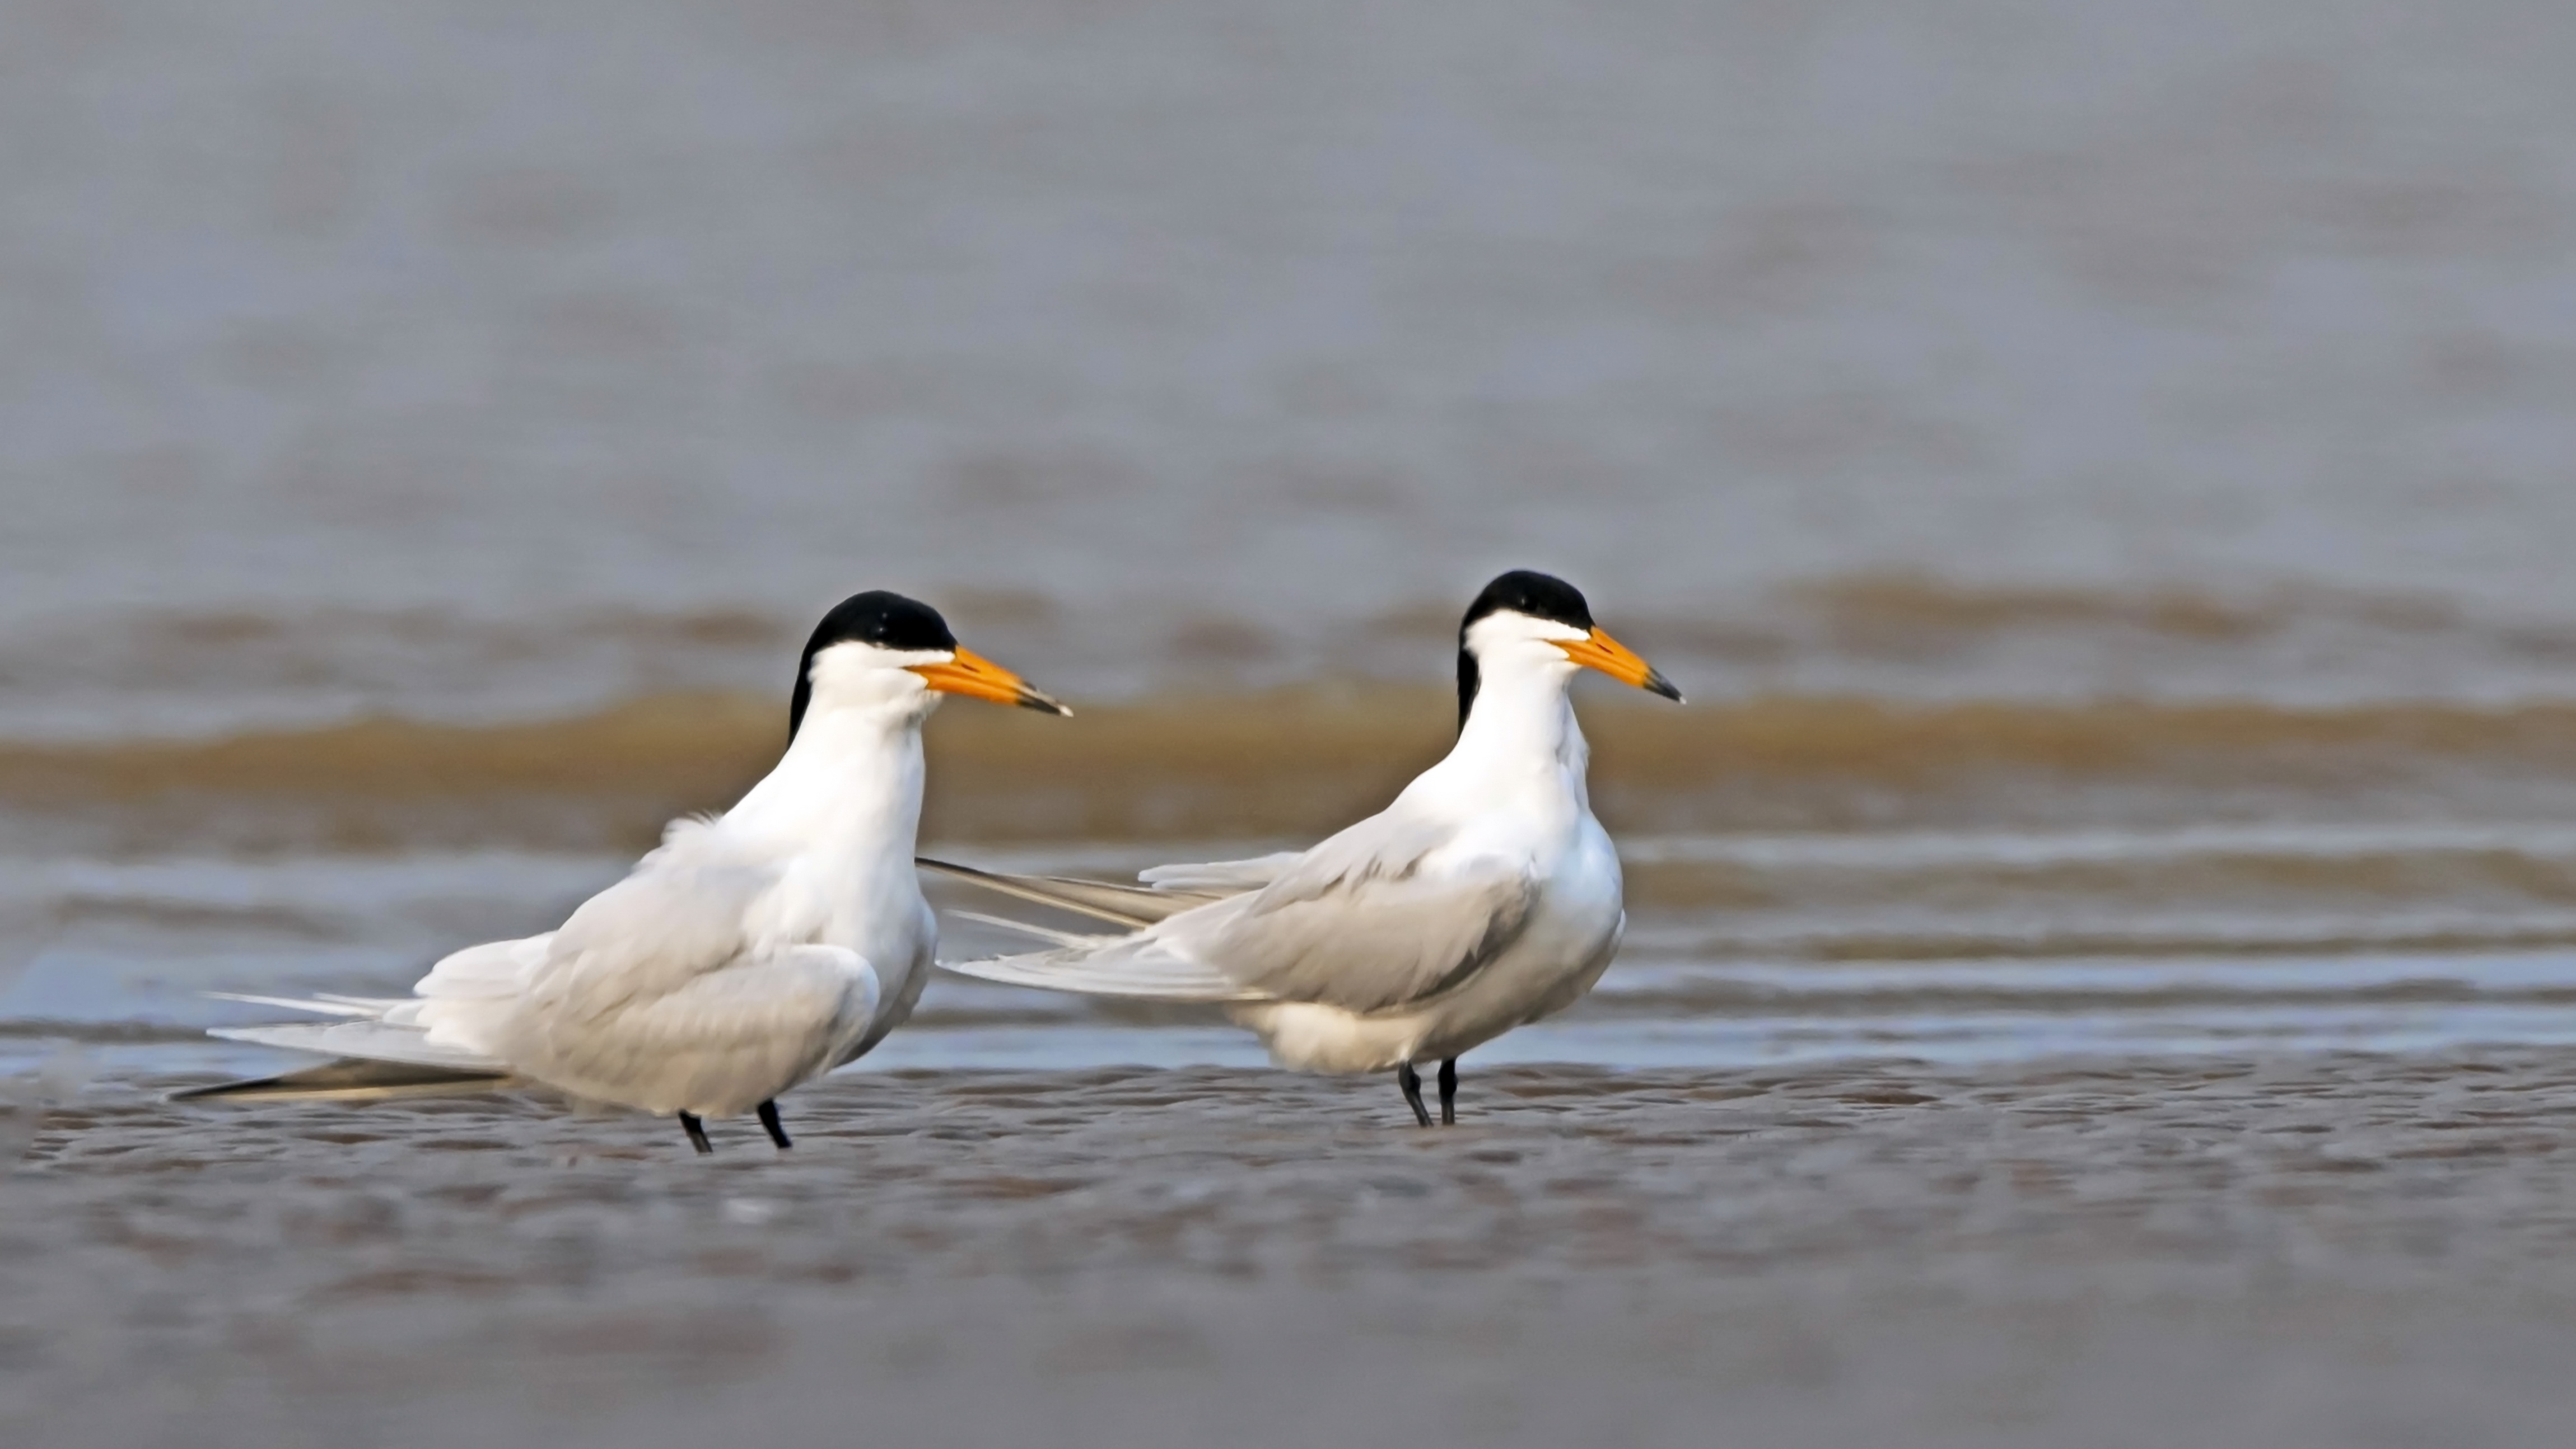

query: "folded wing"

left=939, top=817, right=1538, bottom=1015
left=916, top=857, right=1220, bottom=928
left=184, top=819, right=881, bottom=1113
left=1136, top=852, right=1304, bottom=894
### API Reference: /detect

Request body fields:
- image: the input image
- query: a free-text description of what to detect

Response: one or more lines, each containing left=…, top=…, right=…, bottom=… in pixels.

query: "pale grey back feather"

left=940, top=933, right=1256, bottom=1001
left=507, top=943, right=876, bottom=1115
left=195, top=820, right=881, bottom=1116
left=948, top=909, right=1108, bottom=950
left=1201, top=877, right=1538, bottom=1012
left=1164, top=816, right=1541, bottom=1013
left=916, top=857, right=1219, bottom=928
left=211, top=1020, right=507, bottom=1072
left=482, top=824, right=880, bottom=1111
left=941, top=817, right=1539, bottom=1015
left=204, top=992, right=389, bottom=1018
left=528, top=820, right=782, bottom=1026
left=414, top=936, right=548, bottom=1000
left=1137, top=853, right=1304, bottom=893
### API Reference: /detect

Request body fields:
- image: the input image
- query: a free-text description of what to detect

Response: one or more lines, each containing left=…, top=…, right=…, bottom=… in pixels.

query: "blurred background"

left=6, top=0, right=2576, bottom=1077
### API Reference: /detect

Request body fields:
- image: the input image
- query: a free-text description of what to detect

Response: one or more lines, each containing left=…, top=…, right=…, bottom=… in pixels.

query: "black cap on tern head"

left=1460, top=569, right=1595, bottom=637
left=789, top=591, right=958, bottom=737
left=1457, top=569, right=1594, bottom=730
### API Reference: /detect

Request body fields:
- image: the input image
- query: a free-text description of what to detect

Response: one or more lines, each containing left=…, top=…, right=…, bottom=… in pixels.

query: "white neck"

left=1418, top=657, right=1592, bottom=814
left=724, top=698, right=930, bottom=875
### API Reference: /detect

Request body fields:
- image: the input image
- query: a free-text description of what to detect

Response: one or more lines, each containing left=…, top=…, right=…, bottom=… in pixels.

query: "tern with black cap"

left=928, top=569, right=1680, bottom=1126
left=180, top=591, right=1068, bottom=1154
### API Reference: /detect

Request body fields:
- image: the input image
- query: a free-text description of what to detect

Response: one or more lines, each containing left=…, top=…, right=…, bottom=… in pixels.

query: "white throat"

left=729, top=699, right=930, bottom=854
left=729, top=637, right=948, bottom=863
left=1453, top=657, right=1588, bottom=782
left=1420, top=614, right=1596, bottom=820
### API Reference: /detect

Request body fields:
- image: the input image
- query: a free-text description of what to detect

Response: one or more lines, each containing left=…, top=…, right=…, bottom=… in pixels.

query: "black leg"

left=1396, top=1062, right=1432, bottom=1128
left=1438, top=1057, right=1458, bottom=1126
left=757, top=1100, right=793, bottom=1150
left=679, top=1111, right=713, bottom=1155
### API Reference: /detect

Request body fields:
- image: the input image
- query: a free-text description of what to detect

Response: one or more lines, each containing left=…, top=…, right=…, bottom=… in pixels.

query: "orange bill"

left=909, top=646, right=1072, bottom=715
left=1555, top=627, right=1684, bottom=702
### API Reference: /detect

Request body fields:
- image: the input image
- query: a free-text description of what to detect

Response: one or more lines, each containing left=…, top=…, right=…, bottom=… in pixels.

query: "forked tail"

left=922, top=854, right=1262, bottom=1001
left=171, top=1058, right=519, bottom=1103
left=175, top=990, right=517, bottom=1104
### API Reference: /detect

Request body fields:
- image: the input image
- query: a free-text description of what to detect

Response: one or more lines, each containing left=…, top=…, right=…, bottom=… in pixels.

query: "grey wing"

left=532, top=822, right=781, bottom=1020
left=208, top=1018, right=508, bottom=1072
left=1136, top=852, right=1305, bottom=894
left=917, top=857, right=1221, bottom=928
left=917, top=847, right=1296, bottom=935
left=1167, top=820, right=1541, bottom=1015
left=526, top=945, right=879, bottom=1110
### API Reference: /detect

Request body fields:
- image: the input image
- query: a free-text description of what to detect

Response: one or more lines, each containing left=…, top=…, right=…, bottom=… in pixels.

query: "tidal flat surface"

left=9, top=1053, right=2576, bottom=1447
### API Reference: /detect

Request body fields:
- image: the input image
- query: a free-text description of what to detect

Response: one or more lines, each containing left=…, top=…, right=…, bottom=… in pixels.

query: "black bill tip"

left=1017, top=685, right=1074, bottom=717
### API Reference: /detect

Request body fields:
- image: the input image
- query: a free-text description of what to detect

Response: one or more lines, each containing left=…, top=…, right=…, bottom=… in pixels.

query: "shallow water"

left=4, top=0, right=2576, bottom=735
left=25, top=819, right=2576, bottom=1081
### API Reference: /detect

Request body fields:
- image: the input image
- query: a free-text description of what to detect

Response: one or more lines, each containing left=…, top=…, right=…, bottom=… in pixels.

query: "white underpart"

left=942, top=609, right=1630, bottom=1074
left=212, top=640, right=959, bottom=1118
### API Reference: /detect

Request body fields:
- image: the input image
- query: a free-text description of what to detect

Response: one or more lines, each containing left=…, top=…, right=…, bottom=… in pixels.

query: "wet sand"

left=29, top=688, right=2576, bottom=857
left=10, top=1053, right=2576, bottom=1447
